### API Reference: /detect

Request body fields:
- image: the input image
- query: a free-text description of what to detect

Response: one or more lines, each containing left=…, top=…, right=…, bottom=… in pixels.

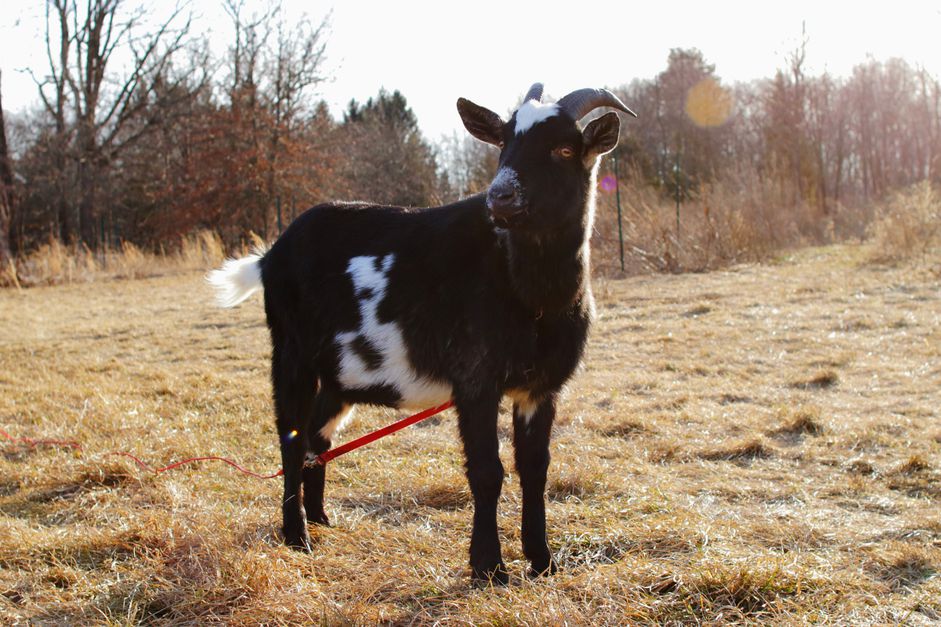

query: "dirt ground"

left=1, top=244, right=939, bottom=624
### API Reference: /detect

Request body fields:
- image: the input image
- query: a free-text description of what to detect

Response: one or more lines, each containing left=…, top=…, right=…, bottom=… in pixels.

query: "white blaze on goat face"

left=513, top=101, right=559, bottom=135
left=335, top=254, right=453, bottom=408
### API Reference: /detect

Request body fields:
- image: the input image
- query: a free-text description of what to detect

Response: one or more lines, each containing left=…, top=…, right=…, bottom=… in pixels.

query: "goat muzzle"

left=487, top=186, right=527, bottom=227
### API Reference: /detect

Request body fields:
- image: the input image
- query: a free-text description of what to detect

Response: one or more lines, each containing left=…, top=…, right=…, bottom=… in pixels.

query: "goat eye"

left=554, top=146, right=575, bottom=159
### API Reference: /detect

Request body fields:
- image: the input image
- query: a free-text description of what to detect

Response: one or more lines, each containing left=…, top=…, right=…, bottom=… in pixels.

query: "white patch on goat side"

left=318, top=404, right=355, bottom=441
left=335, top=254, right=453, bottom=409
left=514, top=101, right=559, bottom=135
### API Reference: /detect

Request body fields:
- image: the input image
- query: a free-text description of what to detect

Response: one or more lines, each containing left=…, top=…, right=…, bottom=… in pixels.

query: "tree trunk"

left=0, top=70, right=16, bottom=275
left=77, top=120, right=99, bottom=247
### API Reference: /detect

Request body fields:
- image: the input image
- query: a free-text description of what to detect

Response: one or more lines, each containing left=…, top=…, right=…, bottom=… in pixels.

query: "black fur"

left=239, top=90, right=629, bottom=584
left=349, top=334, right=384, bottom=370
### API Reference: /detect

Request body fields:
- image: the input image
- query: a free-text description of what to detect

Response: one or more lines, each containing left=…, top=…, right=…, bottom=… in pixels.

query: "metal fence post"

left=614, top=150, right=625, bottom=272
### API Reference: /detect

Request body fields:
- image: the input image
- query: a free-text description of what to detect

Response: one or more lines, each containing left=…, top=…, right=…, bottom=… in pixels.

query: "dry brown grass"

left=4, top=230, right=234, bottom=288
left=869, top=182, right=941, bottom=267
left=2, top=243, right=940, bottom=624
left=591, top=170, right=856, bottom=276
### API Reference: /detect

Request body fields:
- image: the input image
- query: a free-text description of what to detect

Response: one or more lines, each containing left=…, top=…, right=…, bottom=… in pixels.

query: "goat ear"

left=457, top=98, right=505, bottom=147
left=582, top=112, right=621, bottom=163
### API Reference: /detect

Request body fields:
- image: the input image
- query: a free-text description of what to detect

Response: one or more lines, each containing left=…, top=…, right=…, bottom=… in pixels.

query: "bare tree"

left=221, top=0, right=330, bottom=236
left=0, top=71, right=15, bottom=275
left=438, top=132, right=499, bottom=200
left=264, top=12, right=329, bottom=214
left=33, top=0, right=76, bottom=240
left=33, top=0, right=191, bottom=246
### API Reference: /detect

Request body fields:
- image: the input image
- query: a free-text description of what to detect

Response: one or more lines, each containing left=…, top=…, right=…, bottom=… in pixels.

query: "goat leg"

left=457, top=391, right=508, bottom=585
left=272, top=343, right=314, bottom=551
left=513, top=396, right=558, bottom=577
left=304, top=390, right=347, bottom=526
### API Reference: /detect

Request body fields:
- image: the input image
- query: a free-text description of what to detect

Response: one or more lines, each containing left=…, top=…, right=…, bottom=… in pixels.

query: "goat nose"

left=487, top=168, right=526, bottom=225
left=487, top=184, right=517, bottom=206
left=487, top=189, right=526, bottom=228
left=491, top=186, right=516, bottom=201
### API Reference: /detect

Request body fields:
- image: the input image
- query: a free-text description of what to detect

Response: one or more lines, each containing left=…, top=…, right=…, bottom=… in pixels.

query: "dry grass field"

left=1, top=244, right=939, bottom=624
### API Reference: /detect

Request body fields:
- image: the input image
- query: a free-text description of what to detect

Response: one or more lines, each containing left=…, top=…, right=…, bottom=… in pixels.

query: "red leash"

left=109, top=452, right=286, bottom=479
left=0, top=427, right=82, bottom=450
left=309, top=400, right=454, bottom=466
left=0, top=401, right=454, bottom=479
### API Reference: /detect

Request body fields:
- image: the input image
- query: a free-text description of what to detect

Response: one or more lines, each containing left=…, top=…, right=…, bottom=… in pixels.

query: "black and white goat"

left=209, top=83, right=635, bottom=584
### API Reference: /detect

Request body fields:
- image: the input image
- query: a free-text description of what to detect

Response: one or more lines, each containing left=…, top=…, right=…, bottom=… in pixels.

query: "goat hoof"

left=307, top=510, right=331, bottom=526
left=528, top=558, right=558, bottom=578
left=286, top=539, right=312, bottom=553
left=471, top=562, right=509, bottom=587
left=283, top=530, right=313, bottom=553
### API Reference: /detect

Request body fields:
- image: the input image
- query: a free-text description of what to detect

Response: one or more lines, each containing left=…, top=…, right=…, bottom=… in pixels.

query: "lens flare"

left=600, top=174, right=617, bottom=192
left=685, top=78, right=733, bottom=128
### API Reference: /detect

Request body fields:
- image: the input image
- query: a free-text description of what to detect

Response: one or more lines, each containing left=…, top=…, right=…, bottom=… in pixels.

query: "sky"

left=2, top=1, right=941, bottom=141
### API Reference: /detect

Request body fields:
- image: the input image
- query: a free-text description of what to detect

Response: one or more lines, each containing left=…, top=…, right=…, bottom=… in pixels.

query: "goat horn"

left=556, top=88, right=637, bottom=120
left=523, top=83, right=544, bottom=103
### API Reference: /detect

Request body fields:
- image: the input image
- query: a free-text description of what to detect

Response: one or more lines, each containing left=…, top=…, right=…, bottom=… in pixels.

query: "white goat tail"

left=207, top=254, right=263, bottom=308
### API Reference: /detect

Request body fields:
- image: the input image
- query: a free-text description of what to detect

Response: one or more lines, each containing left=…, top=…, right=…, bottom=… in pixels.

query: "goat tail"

left=207, top=253, right=264, bottom=308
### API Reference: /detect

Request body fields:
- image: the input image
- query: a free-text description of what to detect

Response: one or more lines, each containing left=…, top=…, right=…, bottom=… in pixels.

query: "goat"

left=208, top=83, right=636, bottom=584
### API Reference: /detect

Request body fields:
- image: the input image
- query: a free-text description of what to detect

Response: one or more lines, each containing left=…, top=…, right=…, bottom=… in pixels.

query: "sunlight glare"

left=685, top=78, right=733, bottom=128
